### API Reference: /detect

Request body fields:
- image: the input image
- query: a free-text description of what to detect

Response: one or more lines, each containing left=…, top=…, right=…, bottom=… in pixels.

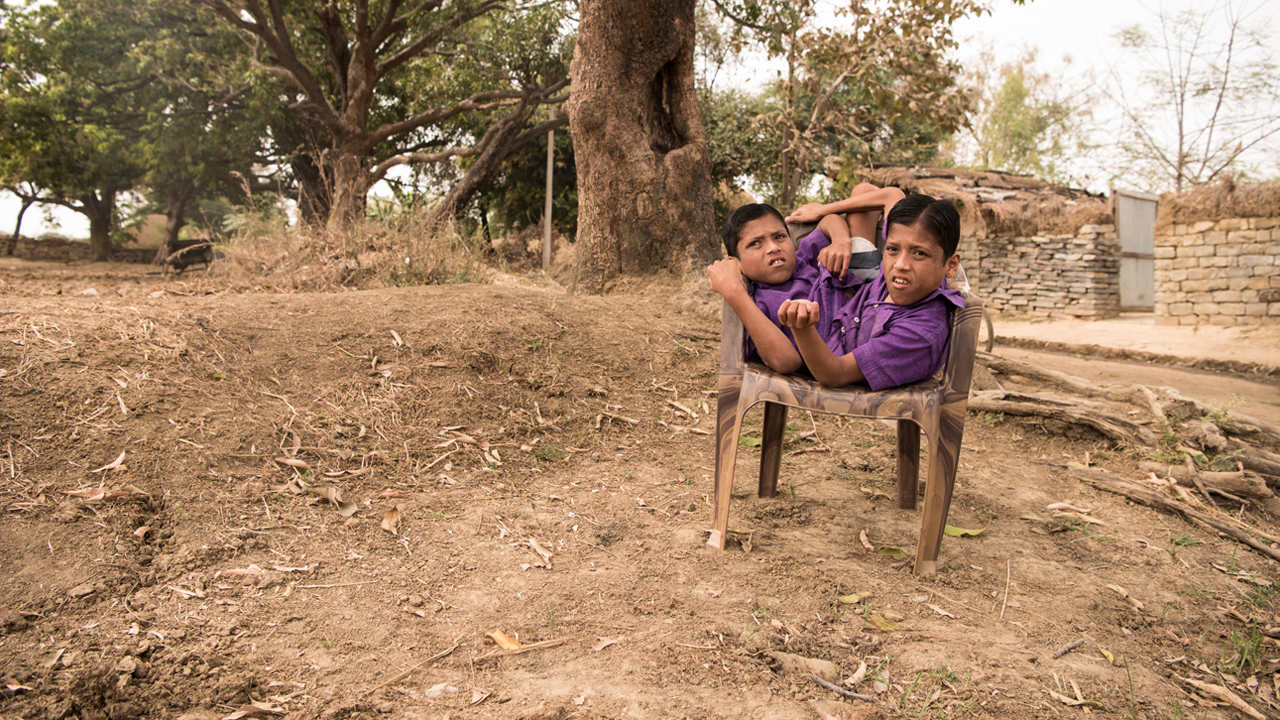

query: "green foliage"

left=700, top=0, right=986, bottom=208
left=533, top=445, right=565, bottom=462
left=473, top=115, right=578, bottom=238
left=940, top=46, right=1095, bottom=186
left=1219, top=623, right=1265, bottom=677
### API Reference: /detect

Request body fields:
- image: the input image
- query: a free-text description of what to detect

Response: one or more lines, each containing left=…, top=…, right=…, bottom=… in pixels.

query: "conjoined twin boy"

left=707, top=183, right=964, bottom=391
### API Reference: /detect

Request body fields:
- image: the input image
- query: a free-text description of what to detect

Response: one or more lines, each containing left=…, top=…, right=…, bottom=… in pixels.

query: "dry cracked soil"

left=3, top=257, right=1280, bottom=720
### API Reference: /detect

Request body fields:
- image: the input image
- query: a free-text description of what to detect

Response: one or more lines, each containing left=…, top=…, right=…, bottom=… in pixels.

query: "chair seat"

left=708, top=290, right=983, bottom=574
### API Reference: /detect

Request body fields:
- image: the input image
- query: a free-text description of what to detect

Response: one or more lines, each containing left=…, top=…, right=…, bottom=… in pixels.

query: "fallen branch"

left=1137, top=462, right=1273, bottom=499
left=810, top=674, right=877, bottom=703
left=970, top=390, right=1158, bottom=446
left=1052, top=639, right=1084, bottom=658
left=978, top=352, right=1151, bottom=407
left=1175, top=675, right=1266, bottom=720
left=473, top=638, right=568, bottom=661
left=365, top=642, right=461, bottom=695
left=1066, top=466, right=1280, bottom=563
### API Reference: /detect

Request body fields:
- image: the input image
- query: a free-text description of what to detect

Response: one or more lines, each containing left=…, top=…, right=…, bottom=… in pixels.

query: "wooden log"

left=1065, top=466, right=1280, bottom=563
left=977, top=352, right=1151, bottom=407
left=1136, top=462, right=1273, bottom=499
left=969, top=391, right=1158, bottom=447
left=1155, top=387, right=1280, bottom=445
left=1227, top=442, right=1280, bottom=480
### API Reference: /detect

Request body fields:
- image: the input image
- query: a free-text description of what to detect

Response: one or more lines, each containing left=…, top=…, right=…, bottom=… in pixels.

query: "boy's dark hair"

left=721, top=203, right=786, bottom=258
left=886, top=194, right=960, bottom=257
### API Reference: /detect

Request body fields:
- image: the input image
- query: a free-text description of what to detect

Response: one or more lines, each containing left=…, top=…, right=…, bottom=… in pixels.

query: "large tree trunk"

left=82, top=190, right=116, bottom=262
left=292, top=151, right=332, bottom=228
left=6, top=198, right=32, bottom=256
left=327, top=144, right=375, bottom=229
left=154, top=180, right=196, bottom=264
left=565, top=0, right=717, bottom=294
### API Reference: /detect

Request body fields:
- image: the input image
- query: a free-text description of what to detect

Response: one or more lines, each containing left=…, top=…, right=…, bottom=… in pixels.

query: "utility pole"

left=543, top=107, right=555, bottom=270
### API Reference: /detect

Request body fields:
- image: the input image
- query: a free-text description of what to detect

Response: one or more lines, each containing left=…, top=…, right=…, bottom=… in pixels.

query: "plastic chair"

left=707, top=275, right=984, bottom=574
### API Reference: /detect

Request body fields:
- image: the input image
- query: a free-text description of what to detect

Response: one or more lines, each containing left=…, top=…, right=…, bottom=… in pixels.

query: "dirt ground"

left=3, top=257, right=1280, bottom=720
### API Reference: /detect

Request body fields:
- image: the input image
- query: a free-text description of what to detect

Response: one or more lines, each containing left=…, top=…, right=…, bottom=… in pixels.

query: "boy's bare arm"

left=785, top=187, right=906, bottom=225
left=707, top=259, right=803, bottom=374
left=778, top=300, right=866, bottom=387
left=815, top=214, right=853, bottom=280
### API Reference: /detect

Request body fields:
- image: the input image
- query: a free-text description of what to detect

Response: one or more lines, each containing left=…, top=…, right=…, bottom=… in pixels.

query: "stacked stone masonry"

left=975, top=224, right=1120, bottom=319
left=1154, top=217, right=1280, bottom=326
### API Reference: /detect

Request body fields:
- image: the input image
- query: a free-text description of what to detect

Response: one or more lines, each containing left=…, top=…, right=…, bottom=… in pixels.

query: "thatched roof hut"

left=1156, top=178, right=1280, bottom=228
left=859, top=166, right=1112, bottom=238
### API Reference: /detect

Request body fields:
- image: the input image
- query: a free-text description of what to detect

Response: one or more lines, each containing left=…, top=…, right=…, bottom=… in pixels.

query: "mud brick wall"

left=4, top=236, right=153, bottom=264
left=1154, top=218, right=1280, bottom=326
left=973, top=224, right=1120, bottom=318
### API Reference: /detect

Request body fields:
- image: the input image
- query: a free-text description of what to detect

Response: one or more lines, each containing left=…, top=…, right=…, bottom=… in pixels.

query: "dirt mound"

left=2, top=258, right=1279, bottom=719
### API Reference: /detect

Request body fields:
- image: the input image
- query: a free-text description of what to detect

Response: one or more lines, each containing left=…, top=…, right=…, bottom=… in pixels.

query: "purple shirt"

left=744, top=228, right=879, bottom=361
left=829, top=272, right=965, bottom=391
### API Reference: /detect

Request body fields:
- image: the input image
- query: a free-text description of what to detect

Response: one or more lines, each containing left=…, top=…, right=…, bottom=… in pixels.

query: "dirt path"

left=2, top=258, right=1279, bottom=720
left=997, top=346, right=1280, bottom=426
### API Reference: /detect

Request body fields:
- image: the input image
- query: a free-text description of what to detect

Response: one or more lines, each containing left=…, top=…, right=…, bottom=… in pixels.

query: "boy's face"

left=882, top=222, right=960, bottom=306
left=735, top=215, right=796, bottom=285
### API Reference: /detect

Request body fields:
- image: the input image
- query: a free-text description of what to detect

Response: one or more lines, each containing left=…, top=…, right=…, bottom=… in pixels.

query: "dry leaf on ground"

left=382, top=505, right=401, bottom=534
left=90, top=451, right=126, bottom=473
left=591, top=637, right=620, bottom=652
left=486, top=630, right=521, bottom=651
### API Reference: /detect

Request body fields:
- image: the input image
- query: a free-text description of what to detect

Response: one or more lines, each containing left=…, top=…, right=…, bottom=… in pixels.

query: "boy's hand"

left=778, top=299, right=820, bottom=330
left=785, top=203, right=826, bottom=224
left=707, top=258, right=746, bottom=298
left=817, top=237, right=852, bottom=280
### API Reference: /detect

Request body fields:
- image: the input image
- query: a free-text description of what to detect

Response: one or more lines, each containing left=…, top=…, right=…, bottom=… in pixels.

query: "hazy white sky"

left=4, top=0, right=1276, bottom=237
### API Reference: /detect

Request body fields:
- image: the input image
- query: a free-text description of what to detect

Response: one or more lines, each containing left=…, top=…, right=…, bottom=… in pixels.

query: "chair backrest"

left=939, top=290, right=983, bottom=401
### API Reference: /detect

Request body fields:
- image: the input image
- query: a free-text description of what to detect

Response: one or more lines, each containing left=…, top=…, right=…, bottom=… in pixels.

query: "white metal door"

left=1115, top=189, right=1158, bottom=310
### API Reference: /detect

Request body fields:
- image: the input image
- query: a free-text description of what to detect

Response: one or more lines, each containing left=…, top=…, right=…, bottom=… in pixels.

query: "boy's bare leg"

left=844, top=182, right=887, bottom=243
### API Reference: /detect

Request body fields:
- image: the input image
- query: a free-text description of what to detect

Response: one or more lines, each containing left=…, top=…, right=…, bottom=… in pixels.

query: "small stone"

left=114, top=656, right=139, bottom=675
left=376, top=702, right=394, bottom=713
left=407, top=595, right=424, bottom=608
left=68, top=584, right=95, bottom=598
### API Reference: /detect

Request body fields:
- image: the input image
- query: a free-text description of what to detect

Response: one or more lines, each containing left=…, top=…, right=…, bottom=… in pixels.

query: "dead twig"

left=810, top=674, right=878, bottom=703
left=295, top=581, right=379, bottom=589
left=365, top=641, right=461, bottom=695
left=1067, top=466, right=1280, bottom=563
left=474, top=638, right=568, bottom=661
left=1000, top=558, right=1011, bottom=620
left=1053, top=639, right=1085, bottom=658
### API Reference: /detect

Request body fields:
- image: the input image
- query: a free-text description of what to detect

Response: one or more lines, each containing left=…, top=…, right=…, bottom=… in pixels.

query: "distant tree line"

left=2, top=0, right=1272, bottom=270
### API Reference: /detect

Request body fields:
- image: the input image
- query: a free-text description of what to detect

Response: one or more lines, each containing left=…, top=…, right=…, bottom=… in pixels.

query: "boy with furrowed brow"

left=706, top=184, right=904, bottom=375
left=779, top=194, right=964, bottom=390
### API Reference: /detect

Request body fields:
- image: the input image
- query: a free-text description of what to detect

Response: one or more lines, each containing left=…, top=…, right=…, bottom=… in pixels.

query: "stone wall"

left=3, top=236, right=154, bottom=264
left=974, top=224, right=1120, bottom=318
left=1154, top=218, right=1280, bottom=325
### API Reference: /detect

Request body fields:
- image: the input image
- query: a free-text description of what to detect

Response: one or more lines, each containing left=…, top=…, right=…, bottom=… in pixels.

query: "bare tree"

left=1105, top=0, right=1280, bottom=192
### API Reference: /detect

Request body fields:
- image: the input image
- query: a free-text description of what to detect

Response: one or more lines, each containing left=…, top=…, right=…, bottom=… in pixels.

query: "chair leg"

left=914, top=417, right=964, bottom=574
left=758, top=402, right=788, bottom=498
left=895, top=419, right=920, bottom=510
left=709, top=376, right=746, bottom=550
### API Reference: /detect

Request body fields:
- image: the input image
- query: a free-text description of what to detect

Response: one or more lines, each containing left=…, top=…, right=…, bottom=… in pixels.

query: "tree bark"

left=566, top=0, right=718, bottom=293
left=6, top=198, right=32, bottom=256
left=154, top=180, right=196, bottom=264
left=82, top=189, right=116, bottom=262
left=327, top=143, right=377, bottom=229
